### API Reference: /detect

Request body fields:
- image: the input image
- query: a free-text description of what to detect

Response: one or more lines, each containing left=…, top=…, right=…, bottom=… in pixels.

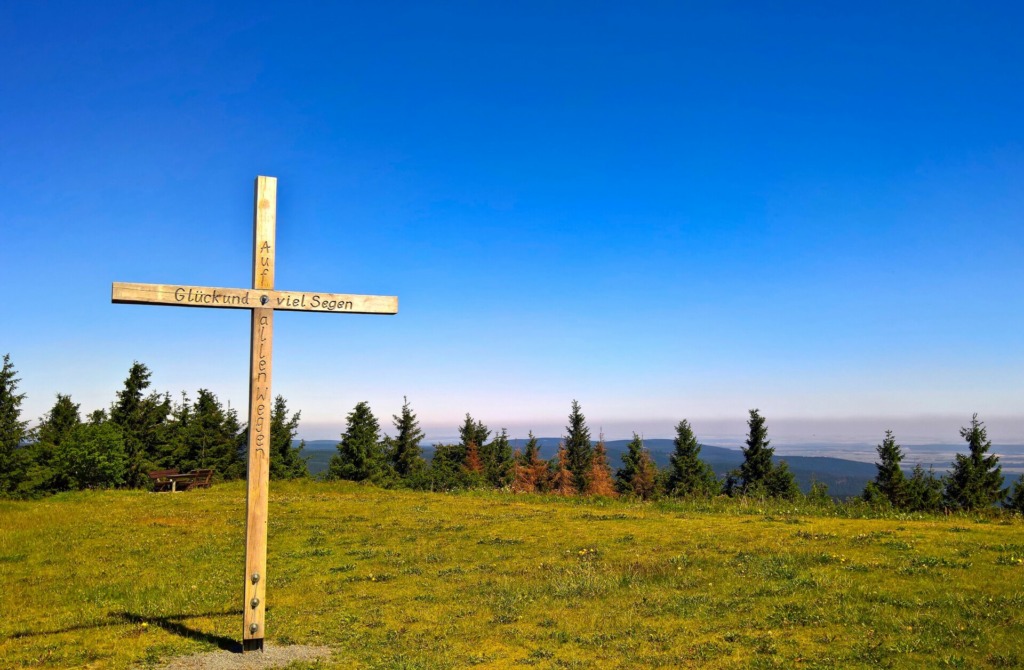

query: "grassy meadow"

left=1, top=481, right=1023, bottom=669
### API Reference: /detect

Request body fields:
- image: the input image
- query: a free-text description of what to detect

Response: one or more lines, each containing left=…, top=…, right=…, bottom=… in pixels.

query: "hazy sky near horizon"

left=4, top=2, right=1023, bottom=443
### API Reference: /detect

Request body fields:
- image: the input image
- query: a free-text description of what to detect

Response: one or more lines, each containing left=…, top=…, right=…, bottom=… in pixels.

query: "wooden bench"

left=164, top=468, right=215, bottom=492
left=147, top=469, right=179, bottom=492
left=149, top=468, right=214, bottom=492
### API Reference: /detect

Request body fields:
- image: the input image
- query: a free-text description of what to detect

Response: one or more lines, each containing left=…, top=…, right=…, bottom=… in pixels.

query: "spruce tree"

left=737, top=409, right=774, bottom=494
left=905, top=463, right=943, bottom=512
left=108, top=362, right=170, bottom=488
left=549, top=444, right=576, bottom=495
left=485, top=428, right=514, bottom=488
left=270, top=395, right=308, bottom=479
left=24, top=394, right=82, bottom=493
left=945, top=414, right=1004, bottom=511
left=563, top=400, right=592, bottom=492
left=666, top=419, right=718, bottom=497
left=867, top=430, right=907, bottom=507
left=585, top=435, right=617, bottom=497
left=1006, top=475, right=1024, bottom=513
left=328, top=401, right=384, bottom=482
left=391, top=396, right=426, bottom=479
left=458, top=413, right=490, bottom=455
left=512, top=432, right=548, bottom=493
left=36, top=394, right=81, bottom=447
left=616, top=433, right=658, bottom=499
left=0, top=354, right=29, bottom=494
left=56, top=422, right=127, bottom=489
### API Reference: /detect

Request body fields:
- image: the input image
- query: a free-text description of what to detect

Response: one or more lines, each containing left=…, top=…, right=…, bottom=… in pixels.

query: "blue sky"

left=4, top=1, right=1023, bottom=445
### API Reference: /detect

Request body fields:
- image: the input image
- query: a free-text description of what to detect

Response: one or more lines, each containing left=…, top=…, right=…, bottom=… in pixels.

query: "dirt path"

left=158, top=644, right=332, bottom=669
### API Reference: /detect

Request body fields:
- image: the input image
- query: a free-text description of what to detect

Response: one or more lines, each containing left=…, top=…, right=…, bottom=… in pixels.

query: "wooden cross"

left=111, top=176, right=398, bottom=651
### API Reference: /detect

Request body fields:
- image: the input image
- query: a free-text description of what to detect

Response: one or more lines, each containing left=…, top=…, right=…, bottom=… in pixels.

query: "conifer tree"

left=485, top=428, right=514, bottom=488
left=463, top=441, right=484, bottom=474
left=426, top=442, right=467, bottom=490
left=390, top=396, right=426, bottom=479
left=56, top=422, right=127, bottom=490
left=512, top=432, right=548, bottom=493
left=459, top=413, right=490, bottom=455
left=737, top=409, right=773, bottom=493
left=945, top=414, right=1004, bottom=511
left=864, top=430, right=907, bottom=507
left=549, top=444, right=576, bottom=496
left=23, top=394, right=82, bottom=493
left=905, top=463, right=943, bottom=512
left=36, top=394, right=81, bottom=447
left=269, top=395, right=308, bottom=479
left=328, top=401, right=385, bottom=483
left=0, top=354, right=29, bottom=494
left=1006, top=475, right=1024, bottom=513
left=108, top=362, right=170, bottom=488
left=585, top=435, right=617, bottom=497
left=616, top=433, right=658, bottom=499
left=665, top=419, right=719, bottom=497
left=563, top=400, right=592, bottom=492
left=733, top=409, right=798, bottom=498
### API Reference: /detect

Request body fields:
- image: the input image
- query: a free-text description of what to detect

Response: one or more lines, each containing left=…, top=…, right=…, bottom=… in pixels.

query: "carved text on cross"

left=112, top=176, right=397, bottom=651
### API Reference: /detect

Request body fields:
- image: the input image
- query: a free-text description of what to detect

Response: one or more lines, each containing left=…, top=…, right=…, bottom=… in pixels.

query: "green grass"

left=1, top=481, right=1022, bottom=669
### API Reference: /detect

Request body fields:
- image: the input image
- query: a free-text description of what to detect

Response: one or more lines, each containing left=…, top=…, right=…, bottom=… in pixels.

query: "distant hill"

left=297, top=437, right=879, bottom=498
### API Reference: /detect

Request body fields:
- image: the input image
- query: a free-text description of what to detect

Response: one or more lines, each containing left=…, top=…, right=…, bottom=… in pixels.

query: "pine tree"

left=616, top=433, right=658, bottom=499
left=563, top=400, right=592, bottom=492
left=391, top=396, right=426, bottom=479
left=584, top=435, right=617, bottom=497
left=945, top=414, right=1004, bottom=511
left=665, top=419, right=719, bottom=497
left=328, top=401, right=385, bottom=483
left=108, top=362, right=170, bottom=488
left=865, top=430, right=907, bottom=507
left=0, top=354, right=29, bottom=494
left=269, top=395, right=308, bottom=479
left=1006, top=475, right=1024, bottom=513
left=549, top=444, right=576, bottom=496
left=905, top=463, right=943, bottom=512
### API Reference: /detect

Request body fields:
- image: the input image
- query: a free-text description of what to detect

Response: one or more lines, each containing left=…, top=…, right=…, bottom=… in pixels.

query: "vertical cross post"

left=110, top=176, right=398, bottom=651
left=243, top=176, right=276, bottom=651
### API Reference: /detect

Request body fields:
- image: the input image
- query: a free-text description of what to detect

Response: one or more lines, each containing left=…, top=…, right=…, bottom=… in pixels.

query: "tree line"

left=1, top=353, right=1023, bottom=512
left=0, top=356, right=306, bottom=495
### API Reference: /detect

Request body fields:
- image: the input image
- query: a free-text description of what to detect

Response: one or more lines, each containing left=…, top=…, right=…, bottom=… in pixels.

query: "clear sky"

left=4, top=1, right=1023, bottom=446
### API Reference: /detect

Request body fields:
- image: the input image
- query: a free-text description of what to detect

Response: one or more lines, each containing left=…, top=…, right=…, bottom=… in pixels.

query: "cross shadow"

left=113, top=611, right=244, bottom=651
left=6, top=609, right=244, bottom=653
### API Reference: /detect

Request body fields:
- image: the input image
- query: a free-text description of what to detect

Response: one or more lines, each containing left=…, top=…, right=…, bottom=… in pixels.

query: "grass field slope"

left=1, top=481, right=1022, bottom=669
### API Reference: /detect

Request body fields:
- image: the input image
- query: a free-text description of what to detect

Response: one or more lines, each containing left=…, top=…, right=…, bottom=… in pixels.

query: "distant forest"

left=2, top=354, right=1022, bottom=514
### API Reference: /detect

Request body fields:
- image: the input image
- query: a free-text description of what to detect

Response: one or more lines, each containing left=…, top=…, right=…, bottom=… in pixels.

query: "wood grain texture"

left=253, top=176, right=276, bottom=291
left=111, top=283, right=398, bottom=314
left=243, top=307, right=273, bottom=642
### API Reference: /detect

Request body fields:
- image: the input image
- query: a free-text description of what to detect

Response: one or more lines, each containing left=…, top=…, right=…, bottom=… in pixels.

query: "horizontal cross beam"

left=112, top=282, right=398, bottom=315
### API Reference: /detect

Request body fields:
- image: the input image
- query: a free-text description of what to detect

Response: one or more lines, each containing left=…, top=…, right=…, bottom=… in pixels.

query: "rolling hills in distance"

left=294, top=438, right=1024, bottom=499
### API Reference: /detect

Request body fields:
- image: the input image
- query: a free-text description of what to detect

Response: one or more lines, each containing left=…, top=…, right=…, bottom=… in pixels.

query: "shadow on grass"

left=114, top=611, right=243, bottom=652
left=6, top=609, right=245, bottom=652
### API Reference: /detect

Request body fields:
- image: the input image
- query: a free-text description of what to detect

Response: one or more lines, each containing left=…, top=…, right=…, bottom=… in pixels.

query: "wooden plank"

left=253, top=176, right=276, bottom=291
left=244, top=178, right=275, bottom=649
left=112, top=282, right=398, bottom=315
left=243, top=306, right=273, bottom=647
